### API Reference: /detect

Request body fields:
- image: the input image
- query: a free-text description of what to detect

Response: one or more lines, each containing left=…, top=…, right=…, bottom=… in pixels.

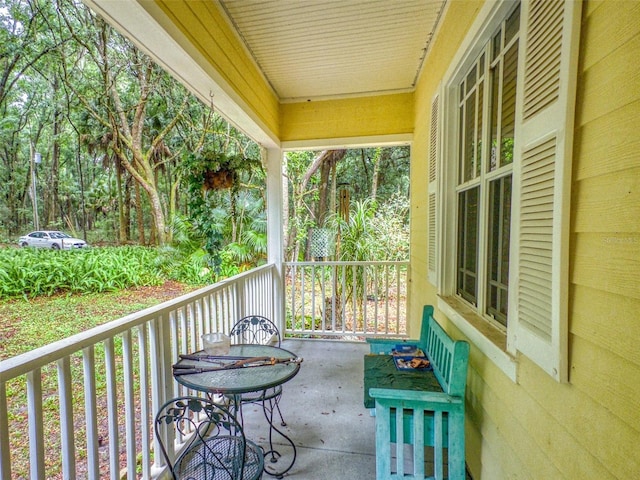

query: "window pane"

left=476, top=79, right=484, bottom=177
left=486, top=176, right=512, bottom=326
left=489, top=63, right=500, bottom=172
left=463, top=91, right=476, bottom=181
left=458, top=107, right=465, bottom=183
left=505, top=4, right=520, bottom=46
left=492, top=30, right=501, bottom=61
left=500, top=43, right=518, bottom=166
left=466, top=65, right=477, bottom=94
left=457, top=187, right=479, bottom=305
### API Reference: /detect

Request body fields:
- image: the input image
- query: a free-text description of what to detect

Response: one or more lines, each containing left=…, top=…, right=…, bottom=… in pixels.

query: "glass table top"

left=173, top=344, right=301, bottom=394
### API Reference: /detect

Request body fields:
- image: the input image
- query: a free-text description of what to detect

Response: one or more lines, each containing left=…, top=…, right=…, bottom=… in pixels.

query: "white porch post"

left=265, top=147, right=285, bottom=331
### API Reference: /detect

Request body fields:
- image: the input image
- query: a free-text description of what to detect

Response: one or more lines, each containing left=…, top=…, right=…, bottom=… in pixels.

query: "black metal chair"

left=229, top=315, right=286, bottom=426
left=229, top=315, right=281, bottom=346
left=155, top=396, right=264, bottom=480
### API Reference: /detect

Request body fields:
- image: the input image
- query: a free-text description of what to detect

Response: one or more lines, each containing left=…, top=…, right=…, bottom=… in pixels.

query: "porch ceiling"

left=219, top=0, right=447, bottom=102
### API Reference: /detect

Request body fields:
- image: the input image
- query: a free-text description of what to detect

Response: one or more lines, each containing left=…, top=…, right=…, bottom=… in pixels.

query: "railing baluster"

left=82, top=346, right=99, bottom=480
left=104, top=337, right=120, bottom=480
left=0, top=381, right=11, bottom=479
left=150, top=314, right=169, bottom=471
left=363, top=265, right=368, bottom=333
left=340, top=265, right=347, bottom=333
left=197, top=298, right=205, bottom=345
left=137, top=324, right=151, bottom=479
left=331, top=263, right=337, bottom=333
left=27, top=369, right=45, bottom=479
left=352, top=264, right=357, bottom=334
left=310, top=264, right=316, bottom=334
left=170, top=310, right=180, bottom=399
left=179, top=305, right=188, bottom=362
left=383, top=264, right=389, bottom=334
left=300, top=265, right=306, bottom=333
left=122, top=331, right=136, bottom=480
left=321, top=263, right=326, bottom=332
left=57, top=357, right=76, bottom=479
left=396, top=264, right=402, bottom=335
left=372, top=265, right=378, bottom=333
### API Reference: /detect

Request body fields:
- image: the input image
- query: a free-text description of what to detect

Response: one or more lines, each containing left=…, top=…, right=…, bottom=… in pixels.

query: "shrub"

left=0, top=246, right=164, bottom=299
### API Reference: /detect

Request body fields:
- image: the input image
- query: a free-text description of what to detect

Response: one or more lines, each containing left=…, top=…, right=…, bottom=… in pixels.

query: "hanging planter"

left=198, top=152, right=245, bottom=191
left=203, top=167, right=236, bottom=190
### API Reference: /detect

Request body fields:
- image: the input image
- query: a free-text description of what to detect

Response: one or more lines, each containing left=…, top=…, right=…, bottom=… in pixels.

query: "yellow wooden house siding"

left=411, top=1, right=640, bottom=479
left=280, top=93, right=414, bottom=143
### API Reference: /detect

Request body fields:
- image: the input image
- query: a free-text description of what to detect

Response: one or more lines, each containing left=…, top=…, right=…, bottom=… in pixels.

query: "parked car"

left=18, top=231, right=88, bottom=250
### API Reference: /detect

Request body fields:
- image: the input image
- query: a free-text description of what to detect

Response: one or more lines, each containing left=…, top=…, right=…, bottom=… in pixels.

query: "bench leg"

left=375, top=403, right=392, bottom=480
left=447, top=411, right=465, bottom=480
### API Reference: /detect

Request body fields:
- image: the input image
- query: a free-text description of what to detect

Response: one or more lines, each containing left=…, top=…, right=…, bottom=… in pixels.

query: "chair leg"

left=274, top=393, right=286, bottom=426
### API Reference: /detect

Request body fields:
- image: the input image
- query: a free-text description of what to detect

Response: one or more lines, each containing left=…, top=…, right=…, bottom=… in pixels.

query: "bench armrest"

left=369, top=387, right=463, bottom=407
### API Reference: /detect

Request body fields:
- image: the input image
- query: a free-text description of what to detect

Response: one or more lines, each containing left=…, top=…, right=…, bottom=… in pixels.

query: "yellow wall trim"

left=280, top=93, right=414, bottom=143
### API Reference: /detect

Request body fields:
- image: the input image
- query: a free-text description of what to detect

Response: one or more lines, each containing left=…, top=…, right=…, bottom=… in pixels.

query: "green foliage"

left=369, top=192, right=410, bottom=261
left=323, top=197, right=409, bottom=311
left=180, top=146, right=265, bottom=272
left=0, top=246, right=163, bottom=299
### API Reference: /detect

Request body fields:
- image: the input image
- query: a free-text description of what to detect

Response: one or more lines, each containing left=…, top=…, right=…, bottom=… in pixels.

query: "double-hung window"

left=456, top=6, right=519, bottom=329
left=433, top=0, right=582, bottom=382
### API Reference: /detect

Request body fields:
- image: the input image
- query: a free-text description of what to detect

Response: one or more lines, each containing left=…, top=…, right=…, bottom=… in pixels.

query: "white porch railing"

left=0, top=264, right=277, bottom=480
left=284, top=261, right=408, bottom=338
left=0, top=260, right=408, bottom=479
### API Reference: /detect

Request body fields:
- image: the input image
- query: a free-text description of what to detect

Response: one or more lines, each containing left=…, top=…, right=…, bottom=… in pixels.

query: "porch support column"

left=265, top=147, right=285, bottom=331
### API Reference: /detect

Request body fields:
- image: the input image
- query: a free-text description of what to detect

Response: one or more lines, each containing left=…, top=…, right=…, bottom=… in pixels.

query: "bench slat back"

left=422, top=308, right=469, bottom=397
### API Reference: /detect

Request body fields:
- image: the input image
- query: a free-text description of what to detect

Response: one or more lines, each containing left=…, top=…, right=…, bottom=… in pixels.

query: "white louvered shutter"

left=510, top=0, right=582, bottom=382
left=428, top=94, right=440, bottom=284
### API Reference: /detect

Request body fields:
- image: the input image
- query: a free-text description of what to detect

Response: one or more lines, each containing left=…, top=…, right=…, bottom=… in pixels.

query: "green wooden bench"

left=365, top=305, right=469, bottom=480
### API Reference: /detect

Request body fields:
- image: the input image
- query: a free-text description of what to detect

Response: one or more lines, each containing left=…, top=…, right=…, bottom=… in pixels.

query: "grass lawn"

left=0, top=281, right=197, bottom=360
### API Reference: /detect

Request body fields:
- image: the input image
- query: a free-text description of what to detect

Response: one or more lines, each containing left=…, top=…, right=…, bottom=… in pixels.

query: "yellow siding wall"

left=280, top=93, right=414, bottom=142
left=411, top=1, right=640, bottom=479
left=149, top=0, right=280, bottom=138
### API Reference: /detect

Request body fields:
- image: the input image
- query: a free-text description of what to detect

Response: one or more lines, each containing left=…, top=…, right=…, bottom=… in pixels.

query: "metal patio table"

left=173, top=344, right=301, bottom=478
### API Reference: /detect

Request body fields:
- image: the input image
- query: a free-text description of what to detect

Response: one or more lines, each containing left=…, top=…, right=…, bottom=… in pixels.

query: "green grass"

left=0, top=283, right=194, bottom=359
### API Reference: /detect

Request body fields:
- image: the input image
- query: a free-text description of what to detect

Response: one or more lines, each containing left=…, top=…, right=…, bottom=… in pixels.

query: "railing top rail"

left=0, top=263, right=276, bottom=381
left=284, top=260, right=408, bottom=266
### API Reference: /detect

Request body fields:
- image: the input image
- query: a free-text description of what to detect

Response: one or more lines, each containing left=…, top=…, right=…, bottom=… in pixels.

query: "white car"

left=18, top=231, right=88, bottom=250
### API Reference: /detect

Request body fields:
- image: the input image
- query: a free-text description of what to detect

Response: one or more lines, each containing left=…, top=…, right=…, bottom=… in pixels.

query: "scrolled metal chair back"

left=155, top=396, right=263, bottom=480
left=229, top=315, right=281, bottom=346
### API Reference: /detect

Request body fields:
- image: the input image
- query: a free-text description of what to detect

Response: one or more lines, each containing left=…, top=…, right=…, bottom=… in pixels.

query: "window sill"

left=437, top=295, right=518, bottom=382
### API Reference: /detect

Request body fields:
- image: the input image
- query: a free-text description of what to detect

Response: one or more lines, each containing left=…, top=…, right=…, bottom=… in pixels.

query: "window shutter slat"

left=523, top=0, right=564, bottom=121
left=428, top=194, right=437, bottom=272
left=510, top=0, right=582, bottom=382
left=428, top=94, right=440, bottom=282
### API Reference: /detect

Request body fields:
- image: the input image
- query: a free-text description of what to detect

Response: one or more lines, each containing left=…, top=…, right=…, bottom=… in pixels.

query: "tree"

left=284, top=147, right=409, bottom=261
left=58, top=9, right=188, bottom=245
left=0, top=0, right=70, bottom=235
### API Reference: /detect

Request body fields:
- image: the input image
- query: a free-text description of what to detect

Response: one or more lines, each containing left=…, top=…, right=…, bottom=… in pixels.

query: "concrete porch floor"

left=240, top=338, right=376, bottom=479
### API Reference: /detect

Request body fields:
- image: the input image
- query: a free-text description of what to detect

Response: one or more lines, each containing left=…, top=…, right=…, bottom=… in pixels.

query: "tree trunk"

left=371, top=148, right=383, bottom=201
left=115, top=161, right=127, bottom=243
left=48, top=86, right=61, bottom=225
left=135, top=180, right=145, bottom=244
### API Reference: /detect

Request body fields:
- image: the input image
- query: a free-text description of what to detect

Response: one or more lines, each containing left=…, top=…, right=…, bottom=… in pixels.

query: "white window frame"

left=438, top=0, right=521, bottom=382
